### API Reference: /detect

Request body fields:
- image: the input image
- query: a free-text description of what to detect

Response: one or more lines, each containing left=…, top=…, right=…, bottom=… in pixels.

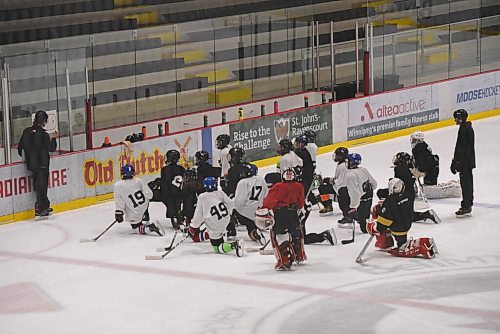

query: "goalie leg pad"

left=387, top=238, right=437, bottom=259
left=270, top=231, right=292, bottom=270
left=290, top=228, right=307, bottom=264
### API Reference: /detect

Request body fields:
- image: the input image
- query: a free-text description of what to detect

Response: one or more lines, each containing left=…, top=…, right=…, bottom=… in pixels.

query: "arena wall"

left=1, top=69, right=500, bottom=223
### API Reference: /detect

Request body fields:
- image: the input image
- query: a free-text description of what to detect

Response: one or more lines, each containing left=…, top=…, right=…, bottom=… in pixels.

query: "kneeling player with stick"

left=367, top=178, right=438, bottom=259
left=259, top=169, right=305, bottom=270
left=188, top=177, right=244, bottom=257
left=114, top=164, right=165, bottom=236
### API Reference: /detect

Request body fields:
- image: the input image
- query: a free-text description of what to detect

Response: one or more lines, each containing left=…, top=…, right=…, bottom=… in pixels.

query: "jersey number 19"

left=128, top=190, right=145, bottom=208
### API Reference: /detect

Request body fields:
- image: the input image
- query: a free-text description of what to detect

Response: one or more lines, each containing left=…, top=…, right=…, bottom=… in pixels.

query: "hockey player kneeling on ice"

left=262, top=169, right=306, bottom=270
left=160, top=150, right=186, bottom=230
left=265, top=139, right=304, bottom=188
left=188, top=177, right=244, bottom=257
left=392, top=152, right=440, bottom=224
left=344, top=153, right=377, bottom=233
left=367, top=178, right=438, bottom=259
left=114, top=164, right=165, bottom=236
left=317, top=147, right=351, bottom=224
left=410, top=131, right=439, bottom=186
left=233, top=164, right=269, bottom=244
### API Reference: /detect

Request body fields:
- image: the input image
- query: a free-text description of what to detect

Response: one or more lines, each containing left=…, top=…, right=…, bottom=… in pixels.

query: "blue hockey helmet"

left=121, top=164, right=135, bottom=179
left=249, top=164, right=258, bottom=176
left=203, top=176, right=218, bottom=192
left=347, top=153, right=362, bottom=168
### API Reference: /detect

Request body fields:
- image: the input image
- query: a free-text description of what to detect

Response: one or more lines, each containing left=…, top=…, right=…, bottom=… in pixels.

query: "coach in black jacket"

left=450, top=109, right=475, bottom=217
left=18, top=110, right=57, bottom=217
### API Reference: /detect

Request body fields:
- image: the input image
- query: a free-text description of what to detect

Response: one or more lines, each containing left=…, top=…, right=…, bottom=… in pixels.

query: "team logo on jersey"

left=274, top=117, right=290, bottom=143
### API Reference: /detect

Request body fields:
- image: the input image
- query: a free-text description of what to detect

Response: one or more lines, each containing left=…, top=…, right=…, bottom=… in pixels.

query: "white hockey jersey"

left=192, top=189, right=234, bottom=238
left=215, top=145, right=232, bottom=176
left=344, top=167, right=377, bottom=208
left=234, top=175, right=269, bottom=220
left=306, top=143, right=318, bottom=169
left=114, top=177, right=153, bottom=223
left=277, top=151, right=303, bottom=174
left=333, top=161, right=348, bottom=193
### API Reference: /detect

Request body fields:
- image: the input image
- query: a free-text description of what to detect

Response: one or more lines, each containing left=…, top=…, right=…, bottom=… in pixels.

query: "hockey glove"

left=322, top=177, right=334, bottom=185
left=366, top=220, right=380, bottom=236
left=115, top=210, right=124, bottom=223
left=188, top=225, right=200, bottom=238
left=255, top=208, right=275, bottom=231
left=450, top=159, right=460, bottom=175
left=148, top=178, right=161, bottom=190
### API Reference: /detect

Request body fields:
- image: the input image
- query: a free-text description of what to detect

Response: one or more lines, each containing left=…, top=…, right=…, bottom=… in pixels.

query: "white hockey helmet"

left=388, top=178, right=405, bottom=195
left=410, top=131, right=424, bottom=143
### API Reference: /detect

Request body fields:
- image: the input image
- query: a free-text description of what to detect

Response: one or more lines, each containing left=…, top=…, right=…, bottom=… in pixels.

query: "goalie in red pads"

left=367, top=178, right=438, bottom=259
left=259, top=169, right=305, bottom=270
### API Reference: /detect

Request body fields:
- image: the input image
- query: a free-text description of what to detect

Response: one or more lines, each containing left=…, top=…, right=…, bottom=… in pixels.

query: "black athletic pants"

left=459, top=169, right=474, bottom=209
left=233, top=210, right=257, bottom=233
left=34, top=168, right=50, bottom=211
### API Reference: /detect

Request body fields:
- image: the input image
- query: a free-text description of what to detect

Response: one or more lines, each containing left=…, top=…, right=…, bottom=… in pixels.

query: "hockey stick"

left=80, top=221, right=118, bottom=243
left=416, top=178, right=428, bottom=204
left=355, top=235, right=374, bottom=263
left=156, top=230, right=179, bottom=252
left=146, top=233, right=190, bottom=260
left=247, top=239, right=271, bottom=253
left=341, top=222, right=355, bottom=245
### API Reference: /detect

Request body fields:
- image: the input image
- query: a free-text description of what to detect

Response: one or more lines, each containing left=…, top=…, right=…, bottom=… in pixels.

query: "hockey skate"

left=322, top=228, right=337, bottom=246
left=232, top=239, right=244, bottom=257
left=148, top=221, right=165, bottom=236
left=319, top=204, right=334, bottom=216
left=35, top=209, right=50, bottom=221
left=422, top=209, right=441, bottom=224
left=170, top=218, right=185, bottom=231
left=455, top=207, right=472, bottom=218
left=337, top=217, right=354, bottom=229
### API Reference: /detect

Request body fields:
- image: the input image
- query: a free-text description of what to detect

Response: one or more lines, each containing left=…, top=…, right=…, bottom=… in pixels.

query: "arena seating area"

left=1, top=0, right=499, bottom=136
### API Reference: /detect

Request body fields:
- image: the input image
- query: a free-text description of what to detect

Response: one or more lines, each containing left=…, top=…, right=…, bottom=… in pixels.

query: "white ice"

left=1, top=116, right=500, bottom=334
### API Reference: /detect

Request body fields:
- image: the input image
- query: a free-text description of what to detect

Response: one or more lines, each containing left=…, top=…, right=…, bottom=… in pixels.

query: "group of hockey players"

left=112, top=109, right=475, bottom=270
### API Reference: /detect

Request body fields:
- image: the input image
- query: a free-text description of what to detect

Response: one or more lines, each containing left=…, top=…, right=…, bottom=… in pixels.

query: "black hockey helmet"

left=333, top=147, right=349, bottom=163
left=392, top=152, right=413, bottom=166
left=239, top=162, right=253, bottom=179
left=165, top=149, right=180, bottom=165
left=453, top=109, right=468, bottom=123
left=278, top=139, right=293, bottom=155
left=216, top=134, right=230, bottom=149
left=194, top=150, right=209, bottom=165
left=304, top=130, right=317, bottom=143
left=228, top=147, right=245, bottom=164
left=34, top=110, right=49, bottom=125
left=294, top=134, right=308, bottom=147
left=184, top=168, right=198, bottom=181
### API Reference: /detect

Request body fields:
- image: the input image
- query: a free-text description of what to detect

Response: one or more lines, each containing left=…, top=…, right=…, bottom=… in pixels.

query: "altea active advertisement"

left=347, top=86, right=439, bottom=140
left=229, top=105, right=333, bottom=161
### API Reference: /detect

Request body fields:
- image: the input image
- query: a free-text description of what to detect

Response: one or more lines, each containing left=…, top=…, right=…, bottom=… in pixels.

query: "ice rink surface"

left=1, top=116, right=500, bottom=334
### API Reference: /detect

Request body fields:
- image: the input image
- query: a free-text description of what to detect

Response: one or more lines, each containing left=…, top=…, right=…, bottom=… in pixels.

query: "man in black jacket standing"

left=18, top=110, right=58, bottom=218
left=450, top=109, right=475, bottom=217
